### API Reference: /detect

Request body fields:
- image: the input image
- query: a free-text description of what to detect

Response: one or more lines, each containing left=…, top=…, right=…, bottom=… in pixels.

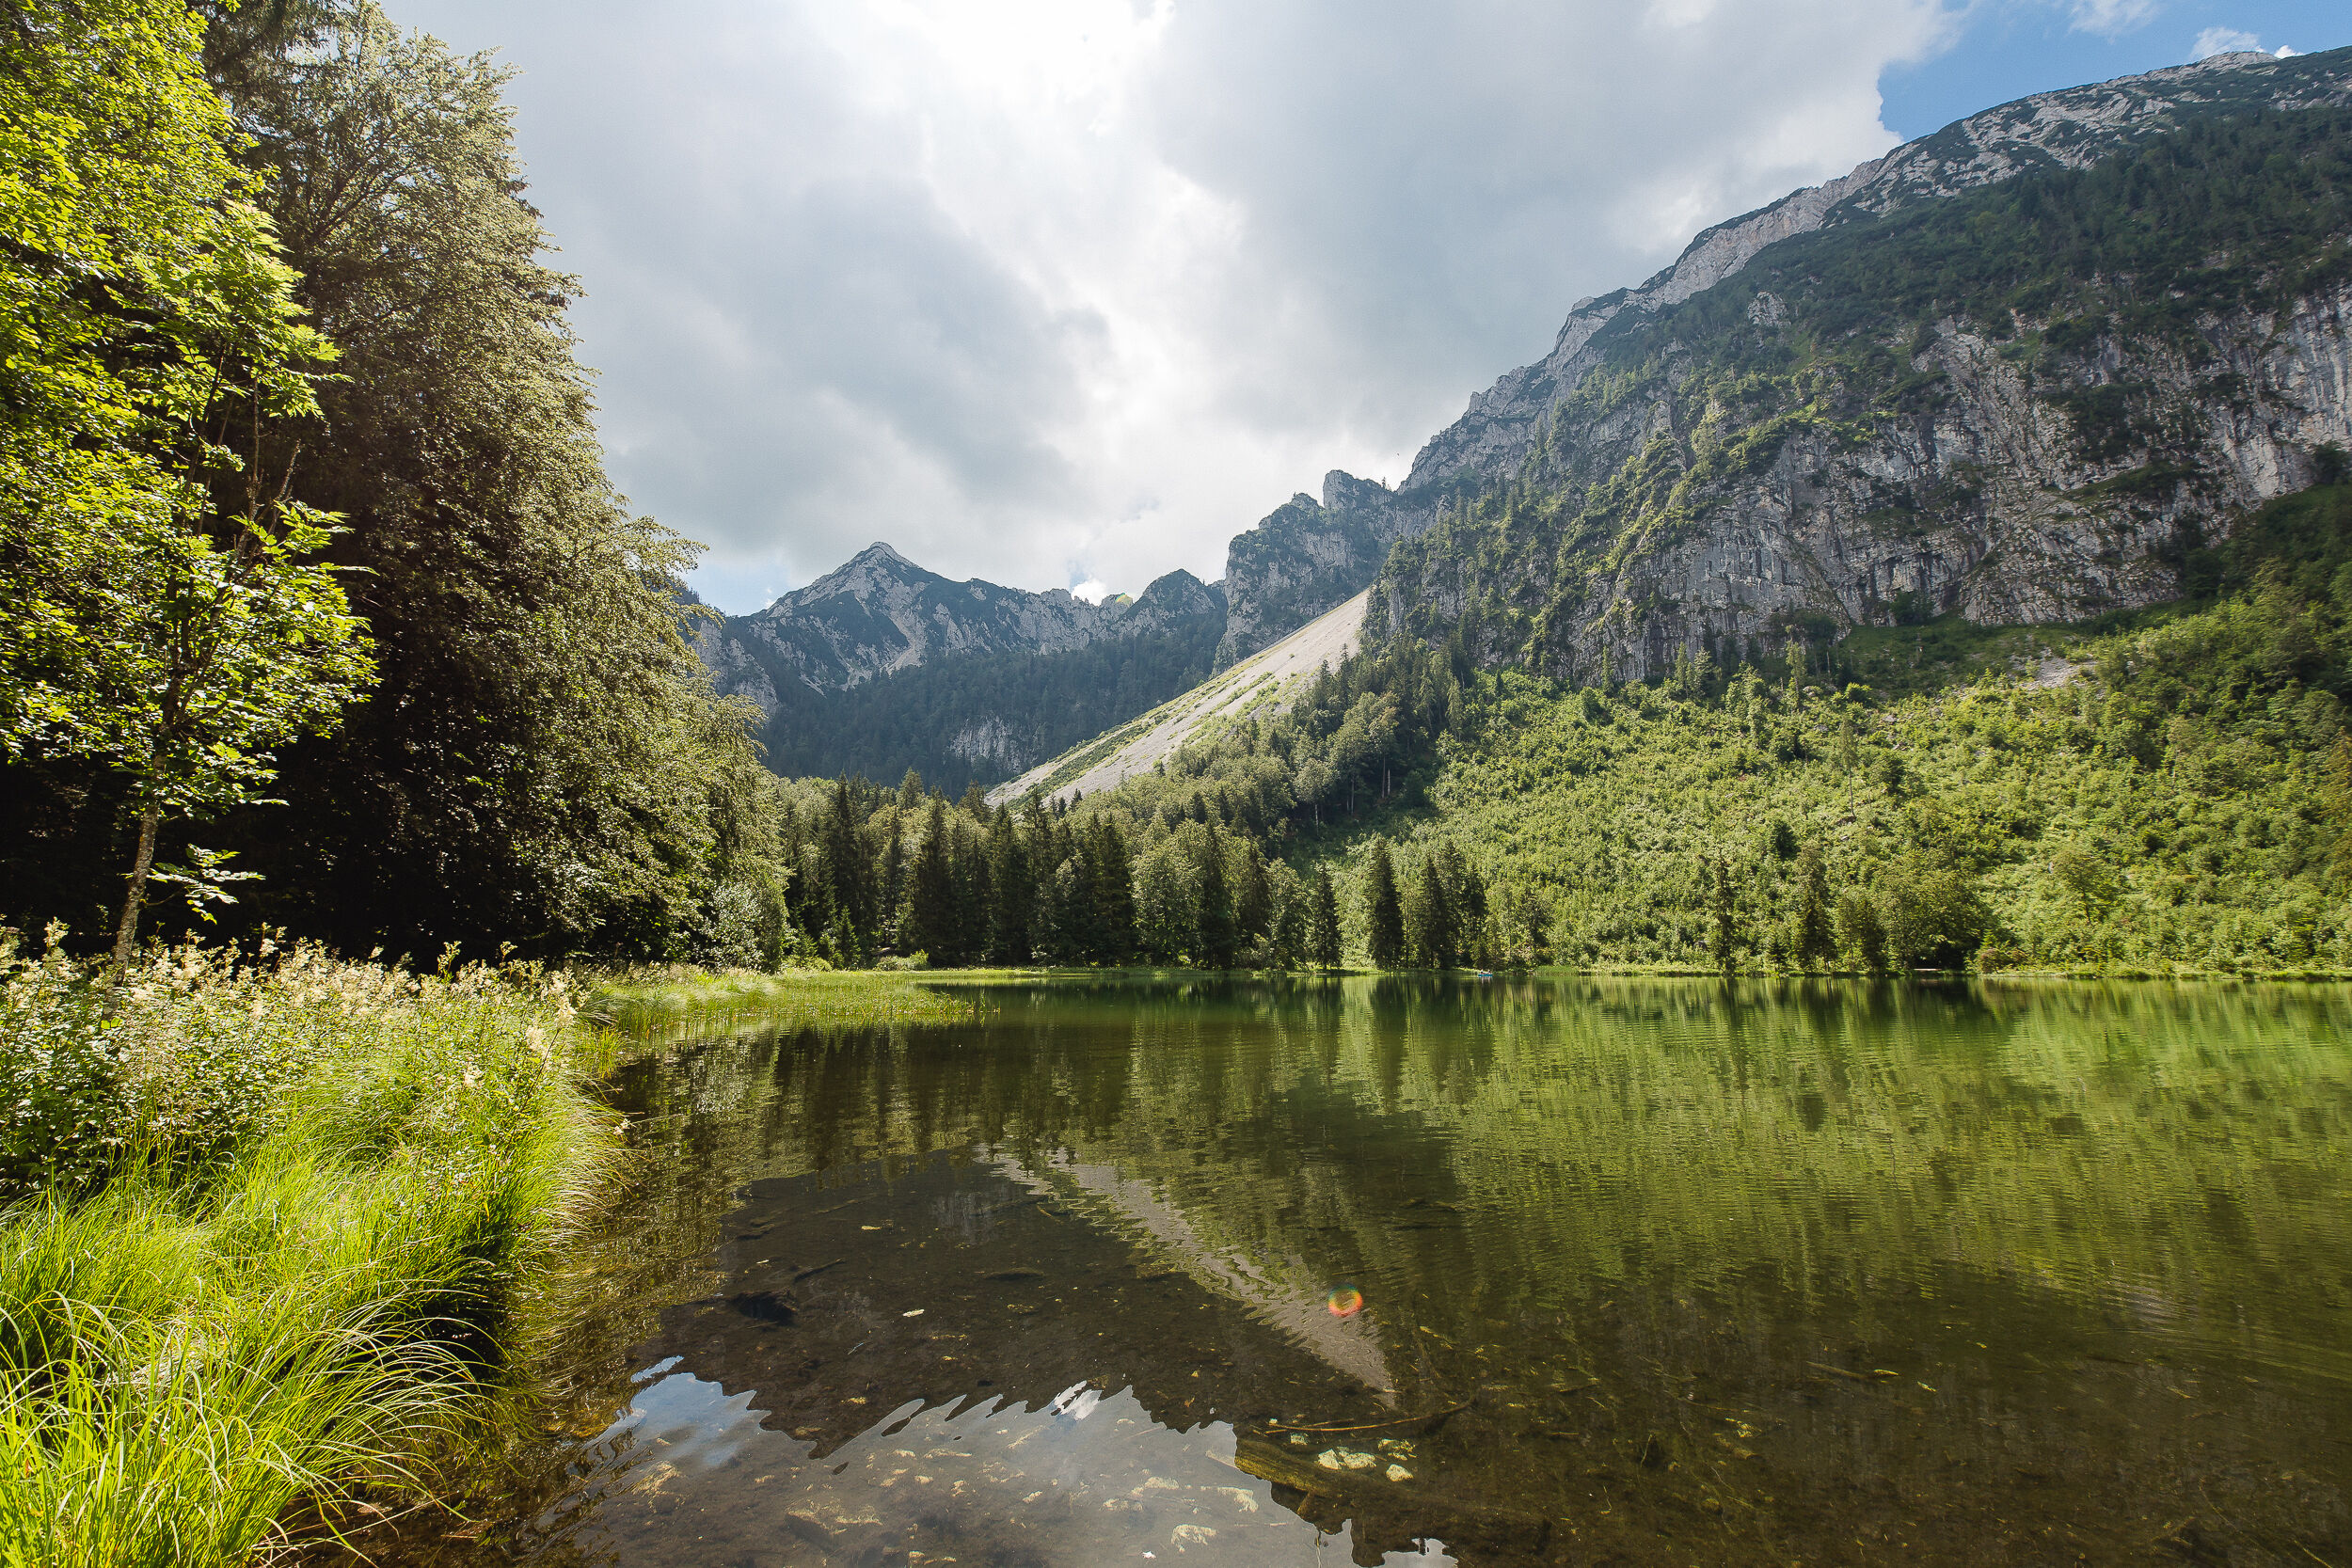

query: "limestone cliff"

left=1212, top=46, right=2352, bottom=673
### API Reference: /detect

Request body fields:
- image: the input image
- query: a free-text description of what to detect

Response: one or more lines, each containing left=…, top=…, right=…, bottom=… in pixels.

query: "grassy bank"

left=586, top=964, right=984, bottom=1040
left=0, top=933, right=615, bottom=1564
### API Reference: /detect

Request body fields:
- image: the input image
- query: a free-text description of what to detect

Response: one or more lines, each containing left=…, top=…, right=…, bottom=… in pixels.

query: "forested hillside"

left=754, top=482, right=2352, bottom=976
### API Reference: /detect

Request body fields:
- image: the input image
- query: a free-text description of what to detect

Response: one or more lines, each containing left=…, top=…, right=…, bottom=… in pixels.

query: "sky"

left=389, top=0, right=2342, bottom=614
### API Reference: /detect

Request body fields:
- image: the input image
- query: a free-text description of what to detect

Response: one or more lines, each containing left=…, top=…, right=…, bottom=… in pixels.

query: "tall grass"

left=0, top=932, right=613, bottom=1564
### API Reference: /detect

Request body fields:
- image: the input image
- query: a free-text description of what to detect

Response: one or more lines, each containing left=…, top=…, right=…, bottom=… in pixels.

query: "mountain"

left=694, top=546, right=1228, bottom=787
left=1206, top=45, right=2352, bottom=671
left=713, top=46, right=2352, bottom=792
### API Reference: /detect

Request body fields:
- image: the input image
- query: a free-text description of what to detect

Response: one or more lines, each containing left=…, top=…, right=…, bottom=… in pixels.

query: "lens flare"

left=1326, top=1285, right=1364, bottom=1318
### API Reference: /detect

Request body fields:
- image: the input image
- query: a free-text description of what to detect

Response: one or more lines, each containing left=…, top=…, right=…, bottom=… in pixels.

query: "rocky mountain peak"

left=1404, top=44, right=2352, bottom=496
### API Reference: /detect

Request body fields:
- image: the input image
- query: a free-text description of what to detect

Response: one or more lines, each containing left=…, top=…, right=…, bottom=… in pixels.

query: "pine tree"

left=1794, top=843, right=1836, bottom=971
left=906, top=800, right=956, bottom=963
left=1409, top=857, right=1453, bottom=968
left=1090, top=816, right=1136, bottom=963
left=1308, top=866, right=1343, bottom=969
left=1194, top=827, right=1237, bottom=969
left=986, top=805, right=1029, bottom=964
left=1708, top=854, right=1740, bottom=975
left=1236, top=840, right=1272, bottom=941
left=1363, top=838, right=1404, bottom=969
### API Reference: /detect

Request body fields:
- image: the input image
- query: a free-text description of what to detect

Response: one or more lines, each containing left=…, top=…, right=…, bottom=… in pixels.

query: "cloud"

left=393, top=0, right=1954, bottom=612
left=2062, top=0, right=2156, bottom=38
left=2190, top=25, right=2265, bottom=58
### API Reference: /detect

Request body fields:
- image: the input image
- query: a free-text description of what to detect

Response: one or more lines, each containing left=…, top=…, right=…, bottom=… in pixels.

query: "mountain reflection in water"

left=390, top=976, right=2352, bottom=1567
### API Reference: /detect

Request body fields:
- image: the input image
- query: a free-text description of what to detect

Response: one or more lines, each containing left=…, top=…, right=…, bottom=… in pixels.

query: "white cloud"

left=2064, top=0, right=2156, bottom=38
left=393, top=0, right=1955, bottom=612
left=1070, top=578, right=1111, bottom=604
left=2190, top=25, right=2265, bottom=58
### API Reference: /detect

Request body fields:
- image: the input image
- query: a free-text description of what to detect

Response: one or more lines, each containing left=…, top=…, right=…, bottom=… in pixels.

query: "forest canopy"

left=0, top=0, right=787, bottom=965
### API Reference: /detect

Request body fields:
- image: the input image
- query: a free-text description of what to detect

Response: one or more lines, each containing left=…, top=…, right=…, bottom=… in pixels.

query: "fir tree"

left=1708, top=854, right=1740, bottom=975
left=905, top=800, right=956, bottom=962
left=1194, top=828, right=1237, bottom=969
left=1235, top=840, right=1272, bottom=940
left=1270, top=885, right=1305, bottom=970
left=1363, top=838, right=1404, bottom=969
left=1090, top=816, right=1136, bottom=963
left=1409, top=857, right=1454, bottom=969
left=823, top=777, right=874, bottom=962
left=1794, top=842, right=1836, bottom=971
left=1308, top=866, right=1343, bottom=969
left=986, top=805, right=1029, bottom=964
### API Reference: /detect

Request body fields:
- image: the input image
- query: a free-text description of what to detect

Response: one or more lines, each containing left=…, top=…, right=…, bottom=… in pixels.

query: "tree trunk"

left=109, top=802, right=161, bottom=978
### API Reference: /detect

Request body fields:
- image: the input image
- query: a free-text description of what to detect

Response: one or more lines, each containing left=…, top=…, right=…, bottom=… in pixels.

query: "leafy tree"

left=184, top=0, right=763, bottom=958
left=1837, top=891, right=1889, bottom=974
left=2047, top=843, right=2112, bottom=921
left=0, top=0, right=373, bottom=971
left=1880, top=855, right=1990, bottom=971
left=1363, top=839, right=1404, bottom=969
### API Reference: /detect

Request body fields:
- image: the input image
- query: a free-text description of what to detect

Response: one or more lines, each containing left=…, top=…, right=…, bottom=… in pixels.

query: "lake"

left=420, top=976, right=2351, bottom=1566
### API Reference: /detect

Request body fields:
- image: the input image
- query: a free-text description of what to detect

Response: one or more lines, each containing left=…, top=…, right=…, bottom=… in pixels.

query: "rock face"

left=1207, top=46, right=2352, bottom=672
left=1215, top=472, right=1422, bottom=665
left=1383, top=285, right=2352, bottom=681
left=697, top=544, right=1226, bottom=719
left=1403, top=48, right=2352, bottom=499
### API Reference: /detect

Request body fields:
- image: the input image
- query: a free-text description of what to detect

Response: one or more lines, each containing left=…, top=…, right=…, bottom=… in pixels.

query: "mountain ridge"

left=1202, top=43, right=2352, bottom=670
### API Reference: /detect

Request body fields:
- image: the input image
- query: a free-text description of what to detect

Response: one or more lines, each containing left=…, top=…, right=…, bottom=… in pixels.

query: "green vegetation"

left=3, top=0, right=792, bottom=967
left=1321, top=483, right=2352, bottom=974
left=806, top=483, right=2336, bottom=977
left=590, top=965, right=981, bottom=1037
left=0, top=933, right=611, bottom=1562
left=0, top=0, right=372, bottom=969
left=743, top=487, right=2352, bottom=978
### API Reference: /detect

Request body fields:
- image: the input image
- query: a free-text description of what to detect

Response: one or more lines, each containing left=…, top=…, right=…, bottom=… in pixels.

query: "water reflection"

left=434, top=978, right=2352, bottom=1565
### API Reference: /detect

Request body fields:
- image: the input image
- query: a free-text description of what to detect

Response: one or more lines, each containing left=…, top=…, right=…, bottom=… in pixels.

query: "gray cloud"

left=394, top=0, right=1952, bottom=611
